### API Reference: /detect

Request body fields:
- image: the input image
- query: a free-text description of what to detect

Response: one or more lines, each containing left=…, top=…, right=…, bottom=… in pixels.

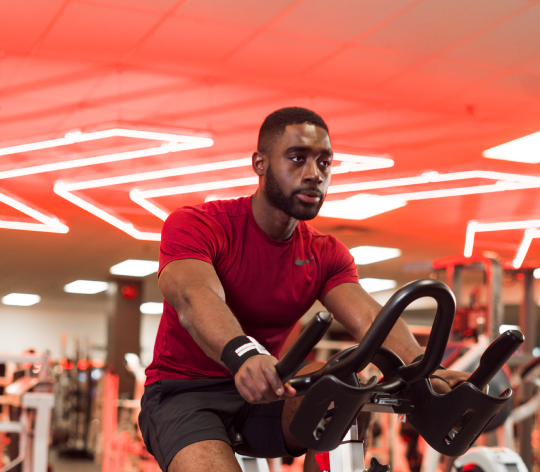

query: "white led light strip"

left=0, top=189, right=68, bottom=233
left=53, top=154, right=394, bottom=240
left=0, top=128, right=214, bottom=233
left=130, top=169, right=540, bottom=225
left=54, top=166, right=540, bottom=241
left=0, top=129, right=213, bottom=157
left=464, top=219, right=540, bottom=268
left=513, top=228, right=540, bottom=268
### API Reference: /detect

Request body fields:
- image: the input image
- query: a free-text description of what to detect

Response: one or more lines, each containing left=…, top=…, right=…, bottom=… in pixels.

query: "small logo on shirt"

left=295, top=256, right=314, bottom=266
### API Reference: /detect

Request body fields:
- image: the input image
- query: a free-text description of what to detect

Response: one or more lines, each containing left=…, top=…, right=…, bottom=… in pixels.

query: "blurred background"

left=1, top=1, right=540, bottom=472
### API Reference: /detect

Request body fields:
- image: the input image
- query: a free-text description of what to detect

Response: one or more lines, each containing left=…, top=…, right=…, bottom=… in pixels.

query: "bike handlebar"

left=467, top=329, right=524, bottom=390
left=275, top=311, right=333, bottom=383
left=276, top=279, right=456, bottom=393
left=274, top=278, right=525, bottom=455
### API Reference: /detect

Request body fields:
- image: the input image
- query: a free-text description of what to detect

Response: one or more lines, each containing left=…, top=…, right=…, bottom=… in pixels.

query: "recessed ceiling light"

left=359, top=278, right=397, bottom=293
left=319, top=194, right=406, bottom=220
left=64, top=280, right=109, bottom=294
left=140, top=302, right=163, bottom=315
left=110, top=259, right=159, bottom=277
left=483, top=131, right=540, bottom=163
left=350, top=246, right=401, bottom=265
left=2, top=293, right=41, bottom=306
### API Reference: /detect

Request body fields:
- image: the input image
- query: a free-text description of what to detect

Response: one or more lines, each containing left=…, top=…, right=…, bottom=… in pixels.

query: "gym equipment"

left=423, top=256, right=537, bottom=472
left=264, top=279, right=522, bottom=472
left=420, top=256, right=511, bottom=472
left=0, top=351, right=54, bottom=472
left=453, top=358, right=540, bottom=472
left=503, top=357, right=540, bottom=449
left=100, top=355, right=160, bottom=472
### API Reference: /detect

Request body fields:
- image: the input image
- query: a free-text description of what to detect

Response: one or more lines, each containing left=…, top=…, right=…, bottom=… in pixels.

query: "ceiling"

left=1, top=0, right=540, bottom=308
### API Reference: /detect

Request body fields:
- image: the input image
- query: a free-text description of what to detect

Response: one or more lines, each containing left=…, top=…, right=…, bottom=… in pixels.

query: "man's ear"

left=252, top=151, right=266, bottom=176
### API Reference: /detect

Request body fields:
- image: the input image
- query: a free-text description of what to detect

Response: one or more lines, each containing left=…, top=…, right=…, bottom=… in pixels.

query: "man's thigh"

left=139, top=379, right=245, bottom=471
left=233, top=361, right=322, bottom=459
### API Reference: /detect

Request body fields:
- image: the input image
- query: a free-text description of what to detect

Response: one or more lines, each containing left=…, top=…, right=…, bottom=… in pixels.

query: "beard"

left=264, top=164, right=324, bottom=221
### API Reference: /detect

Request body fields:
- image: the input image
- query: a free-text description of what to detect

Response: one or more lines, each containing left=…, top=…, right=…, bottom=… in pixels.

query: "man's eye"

left=291, top=156, right=304, bottom=162
left=320, top=160, right=331, bottom=167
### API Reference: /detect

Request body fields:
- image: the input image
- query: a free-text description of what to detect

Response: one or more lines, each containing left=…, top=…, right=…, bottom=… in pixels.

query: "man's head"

left=254, top=107, right=332, bottom=221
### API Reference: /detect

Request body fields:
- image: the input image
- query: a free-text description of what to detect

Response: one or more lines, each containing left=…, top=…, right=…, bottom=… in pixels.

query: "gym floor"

left=48, top=449, right=100, bottom=472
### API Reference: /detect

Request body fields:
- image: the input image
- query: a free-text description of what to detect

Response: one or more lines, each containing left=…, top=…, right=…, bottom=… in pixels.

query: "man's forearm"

left=177, top=284, right=244, bottom=365
left=381, top=317, right=424, bottom=365
left=323, top=283, right=424, bottom=366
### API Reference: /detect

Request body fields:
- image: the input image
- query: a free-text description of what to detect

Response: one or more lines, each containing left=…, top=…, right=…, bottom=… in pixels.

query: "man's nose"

left=304, top=159, right=323, bottom=183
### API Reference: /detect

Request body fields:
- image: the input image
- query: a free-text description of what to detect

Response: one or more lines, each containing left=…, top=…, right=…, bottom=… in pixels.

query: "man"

left=139, top=107, right=467, bottom=472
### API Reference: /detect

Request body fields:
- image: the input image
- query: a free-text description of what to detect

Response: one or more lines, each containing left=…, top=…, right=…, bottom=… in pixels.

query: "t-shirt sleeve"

left=319, top=235, right=359, bottom=302
left=158, top=207, right=225, bottom=276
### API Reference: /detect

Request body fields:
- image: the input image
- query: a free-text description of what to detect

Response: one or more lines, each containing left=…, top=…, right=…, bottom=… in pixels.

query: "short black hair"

left=257, top=107, right=329, bottom=154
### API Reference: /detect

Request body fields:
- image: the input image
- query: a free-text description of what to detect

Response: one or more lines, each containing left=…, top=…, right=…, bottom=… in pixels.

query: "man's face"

left=262, top=123, right=332, bottom=221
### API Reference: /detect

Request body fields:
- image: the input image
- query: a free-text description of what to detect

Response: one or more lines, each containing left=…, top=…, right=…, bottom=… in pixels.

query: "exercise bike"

left=236, top=279, right=523, bottom=472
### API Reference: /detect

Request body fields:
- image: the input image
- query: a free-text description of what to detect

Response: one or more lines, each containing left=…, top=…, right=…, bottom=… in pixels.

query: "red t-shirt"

left=144, top=196, right=359, bottom=385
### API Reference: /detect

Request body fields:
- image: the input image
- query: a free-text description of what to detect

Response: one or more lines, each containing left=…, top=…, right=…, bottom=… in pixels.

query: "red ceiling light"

left=121, top=284, right=139, bottom=300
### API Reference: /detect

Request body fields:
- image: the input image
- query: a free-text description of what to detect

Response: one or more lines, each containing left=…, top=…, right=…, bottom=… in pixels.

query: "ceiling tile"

left=177, top=0, right=297, bottom=28
left=87, top=70, right=187, bottom=101
left=0, top=54, right=27, bottom=89
left=444, top=4, right=540, bottom=67
left=441, top=72, right=540, bottom=118
left=522, top=57, right=540, bottom=75
left=133, top=16, right=255, bottom=67
left=382, top=59, right=499, bottom=107
left=78, top=0, right=180, bottom=13
left=0, top=0, right=65, bottom=53
left=270, top=0, right=415, bottom=43
left=303, top=46, right=423, bottom=90
left=224, top=33, right=336, bottom=78
left=36, top=3, right=160, bottom=61
left=1, top=56, right=102, bottom=99
left=360, top=0, right=529, bottom=56
left=10, top=75, right=102, bottom=105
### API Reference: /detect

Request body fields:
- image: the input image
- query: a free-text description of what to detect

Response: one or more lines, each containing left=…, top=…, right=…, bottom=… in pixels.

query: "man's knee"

left=168, top=440, right=241, bottom=472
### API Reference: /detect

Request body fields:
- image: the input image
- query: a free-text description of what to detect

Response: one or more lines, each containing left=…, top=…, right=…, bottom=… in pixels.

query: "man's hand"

left=429, top=369, right=471, bottom=394
left=235, top=355, right=296, bottom=403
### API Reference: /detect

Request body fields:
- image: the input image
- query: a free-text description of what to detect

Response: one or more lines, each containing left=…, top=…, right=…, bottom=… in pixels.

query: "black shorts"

left=138, top=376, right=306, bottom=471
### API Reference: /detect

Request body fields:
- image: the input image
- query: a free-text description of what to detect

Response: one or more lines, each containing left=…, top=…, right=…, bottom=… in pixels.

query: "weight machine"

left=0, top=351, right=55, bottom=472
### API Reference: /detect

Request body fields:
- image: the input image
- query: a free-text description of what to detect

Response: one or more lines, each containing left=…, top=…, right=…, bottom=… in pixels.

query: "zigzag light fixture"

left=464, top=219, right=540, bottom=268
left=0, top=189, right=68, bottom=233
left=53, top=154, right=394, bottom=240
left=0, top=128, right=214, bottom=234
left=512, top=228, right=540, bottom=268
left=464, top=219, right=540, bottom=258
left=128, top=170, right=540, bottom=227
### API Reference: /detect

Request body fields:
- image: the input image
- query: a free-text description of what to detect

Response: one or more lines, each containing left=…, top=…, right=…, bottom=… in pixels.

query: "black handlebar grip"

left=275, top=312, right=333, bottom=384
left=467, top=330, right=524, bottom=391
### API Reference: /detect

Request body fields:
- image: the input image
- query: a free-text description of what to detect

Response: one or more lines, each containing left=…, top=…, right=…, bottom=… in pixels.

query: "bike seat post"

left=349, top=420, right=359, bottom=440
left=329, top=420, right=366, bottom=472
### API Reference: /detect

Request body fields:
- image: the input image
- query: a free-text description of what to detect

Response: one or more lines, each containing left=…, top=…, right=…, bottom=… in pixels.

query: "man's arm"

left=159, top=258, right=295, bottom=402
left=323, top=282, right=469, bottom=392
left=322, top=282, right=423, bottom=364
